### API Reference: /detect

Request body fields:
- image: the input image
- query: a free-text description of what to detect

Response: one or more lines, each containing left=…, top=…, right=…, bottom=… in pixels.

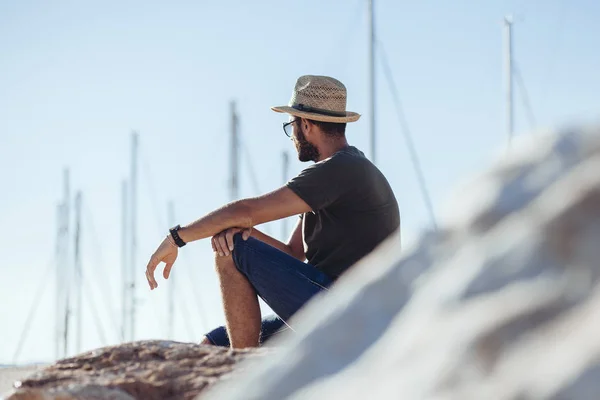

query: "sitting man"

left=145, top=75, right=400, bottom=348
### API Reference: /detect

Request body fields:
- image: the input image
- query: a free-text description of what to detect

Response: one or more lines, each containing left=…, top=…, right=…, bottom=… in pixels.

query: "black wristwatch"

left=169, top=224, right=187, bottom=247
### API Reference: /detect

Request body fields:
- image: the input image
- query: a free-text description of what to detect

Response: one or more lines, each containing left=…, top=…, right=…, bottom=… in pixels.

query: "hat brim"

left=271, top=106, right=361, bottom=123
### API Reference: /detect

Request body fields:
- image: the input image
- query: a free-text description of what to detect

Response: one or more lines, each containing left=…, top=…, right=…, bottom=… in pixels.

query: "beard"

left=294, top=123, right=320, bottom=162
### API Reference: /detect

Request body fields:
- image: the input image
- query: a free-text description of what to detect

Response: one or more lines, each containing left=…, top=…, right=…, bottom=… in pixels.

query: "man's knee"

left=214, top=233, right=253, bottom=275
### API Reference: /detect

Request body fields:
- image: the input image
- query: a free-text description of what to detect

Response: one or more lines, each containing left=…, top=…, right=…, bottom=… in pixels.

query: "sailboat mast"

left=504, top=16, right=514, bottom=147
left=230, top=101, right=239, bottom=201
left=130, top=132, right=138, bottom=341
left=56, top=169, right=70, bottom=359
left=369, top=0, right=376, bottom=163
left=54, top=203, right=62, bottom=359
left=121, top=180, right=128, bottom=342
left=73, top=191, right=82, bottom=353
left=168, top=201, right=176, bottom=339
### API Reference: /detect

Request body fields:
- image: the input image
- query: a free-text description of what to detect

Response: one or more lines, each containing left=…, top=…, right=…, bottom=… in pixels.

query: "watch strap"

left=169, top=225, right=187, bottom=247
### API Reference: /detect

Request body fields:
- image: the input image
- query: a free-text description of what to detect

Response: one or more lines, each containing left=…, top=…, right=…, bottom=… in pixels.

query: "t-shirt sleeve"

left=286, top=157, right=350, bottom=212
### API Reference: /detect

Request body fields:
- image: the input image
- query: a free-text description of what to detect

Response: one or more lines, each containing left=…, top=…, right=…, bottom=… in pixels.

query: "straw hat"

left=271, top=75, right=361, bottom=123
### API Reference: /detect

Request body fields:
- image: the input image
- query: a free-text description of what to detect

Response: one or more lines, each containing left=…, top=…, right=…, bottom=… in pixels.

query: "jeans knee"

left=232, top=233, right=256, bottom=275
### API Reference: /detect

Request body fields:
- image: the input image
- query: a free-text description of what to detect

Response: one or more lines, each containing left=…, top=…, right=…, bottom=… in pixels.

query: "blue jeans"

left=205, top=233, right=334, bottom=346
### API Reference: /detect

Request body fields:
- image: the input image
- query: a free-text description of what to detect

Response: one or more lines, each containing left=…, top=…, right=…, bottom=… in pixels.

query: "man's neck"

left=316, top=139, right=349, bottom=162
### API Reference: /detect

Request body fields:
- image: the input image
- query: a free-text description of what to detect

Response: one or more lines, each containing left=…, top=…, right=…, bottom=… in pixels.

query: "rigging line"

left=377, top=39, right=438, bottom=231
left=81, top=205, right=121, bottom=338
left=513, top=62, right=537, bottom=131
left=82, top=274, right=108, bottom=346
left=12, top=256, right=55, bottom=363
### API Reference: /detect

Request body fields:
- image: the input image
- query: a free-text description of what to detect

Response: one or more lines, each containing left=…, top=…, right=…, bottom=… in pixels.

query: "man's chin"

left=295, top=144, right=319, bottom=162
left=298, top=151, right=316, bottom=162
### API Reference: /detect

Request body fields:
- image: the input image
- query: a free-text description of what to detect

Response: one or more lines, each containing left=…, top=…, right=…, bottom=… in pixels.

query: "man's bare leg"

left=214, top=254, right=261, bottom=348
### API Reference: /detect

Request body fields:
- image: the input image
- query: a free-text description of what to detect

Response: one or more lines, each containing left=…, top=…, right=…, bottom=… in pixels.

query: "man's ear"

left=301, top=118, right=314, bottom=137
left=299, top=118, right=307, bottom=130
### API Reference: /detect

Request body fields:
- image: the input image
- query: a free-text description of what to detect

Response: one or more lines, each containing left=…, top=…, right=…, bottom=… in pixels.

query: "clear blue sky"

left=1, top=0, right=598, bottom=364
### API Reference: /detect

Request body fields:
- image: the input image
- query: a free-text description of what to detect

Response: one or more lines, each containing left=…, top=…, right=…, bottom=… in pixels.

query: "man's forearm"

left=178, top=201, right=252, bottom=244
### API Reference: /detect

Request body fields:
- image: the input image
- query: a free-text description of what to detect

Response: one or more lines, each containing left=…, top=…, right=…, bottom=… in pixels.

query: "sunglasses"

left=282, top=118, right=299, bottom=138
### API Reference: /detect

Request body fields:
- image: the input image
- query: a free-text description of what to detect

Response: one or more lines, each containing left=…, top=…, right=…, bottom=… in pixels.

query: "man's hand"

left=212, top=227, right=252, bottom=257
left=145, top=236, right=178, bottom=290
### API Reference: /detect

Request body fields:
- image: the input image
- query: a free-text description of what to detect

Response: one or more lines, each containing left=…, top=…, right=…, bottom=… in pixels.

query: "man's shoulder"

left=320, top=146, right=369, bottom=168
left=292, top=146, right=374, bottom=183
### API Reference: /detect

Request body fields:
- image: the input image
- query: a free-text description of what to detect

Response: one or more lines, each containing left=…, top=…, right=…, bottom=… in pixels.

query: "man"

left=145, top=75, right=400, bottom=348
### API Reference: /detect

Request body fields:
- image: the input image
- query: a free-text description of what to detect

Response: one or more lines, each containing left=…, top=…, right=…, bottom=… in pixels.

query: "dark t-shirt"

left=286, top=146, right=400, bottom=279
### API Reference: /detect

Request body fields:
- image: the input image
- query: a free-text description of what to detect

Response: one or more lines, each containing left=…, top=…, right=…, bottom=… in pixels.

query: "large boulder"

left=204, top=125, right=600, bottom=399
left=4, top=341, right=269, bottom=399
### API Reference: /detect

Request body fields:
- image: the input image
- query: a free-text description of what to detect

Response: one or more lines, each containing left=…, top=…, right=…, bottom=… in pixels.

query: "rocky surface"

left=3, top=341, right=268, bottom=400
left=204, top=125, right=600, bottom=399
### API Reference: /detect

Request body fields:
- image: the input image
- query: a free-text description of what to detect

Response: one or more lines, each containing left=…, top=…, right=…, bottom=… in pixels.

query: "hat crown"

left=271, top=75, right=360, bottom=123
left=289, top=75, right=347, bottom=114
